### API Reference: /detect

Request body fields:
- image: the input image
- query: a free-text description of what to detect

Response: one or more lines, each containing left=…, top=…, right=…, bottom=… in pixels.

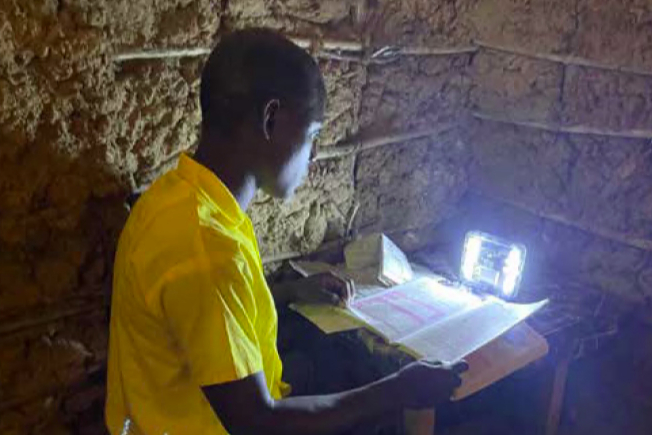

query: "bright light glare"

left=501, top=247, right=523, bottom=297
left=460, top=231, right=527, bottom=299
left=462, top=235, right=482, bottom=281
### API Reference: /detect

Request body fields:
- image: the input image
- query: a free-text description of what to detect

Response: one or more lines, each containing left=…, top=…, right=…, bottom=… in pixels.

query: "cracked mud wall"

left=471, top=122, right=652, bottom=246
left=0, top=1, right=451, bottom=432
left=353, top=53, right=472, bottom=246
left=461, top=121, right=652, bottom=306
left=2, top=0, right=652, bottom=433
left=464, top=0, right=652, bottom=310
left=354, top=132, right=470, bottom=237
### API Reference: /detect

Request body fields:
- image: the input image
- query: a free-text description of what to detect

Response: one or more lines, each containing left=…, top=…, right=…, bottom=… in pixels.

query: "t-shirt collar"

left=176, top=153, right=246, bottom=226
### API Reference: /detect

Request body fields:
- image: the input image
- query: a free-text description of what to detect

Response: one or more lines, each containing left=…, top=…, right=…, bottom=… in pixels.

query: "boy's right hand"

left=396, top=360, right=469, bottom=409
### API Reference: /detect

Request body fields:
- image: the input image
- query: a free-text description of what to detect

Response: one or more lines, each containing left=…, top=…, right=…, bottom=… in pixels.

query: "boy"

left=106, top=28, right=466, bottom=435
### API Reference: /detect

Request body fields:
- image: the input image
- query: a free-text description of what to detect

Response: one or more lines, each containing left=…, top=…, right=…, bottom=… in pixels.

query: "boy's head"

left=199, top=28, right=326, bottom=199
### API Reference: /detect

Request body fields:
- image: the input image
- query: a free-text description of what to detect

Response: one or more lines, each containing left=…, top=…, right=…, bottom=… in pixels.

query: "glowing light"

left=459, top=231, right=526, bottom=299
left=501, top=247, right=523, bottom=297
left=461, top=234, right=482, bottom=281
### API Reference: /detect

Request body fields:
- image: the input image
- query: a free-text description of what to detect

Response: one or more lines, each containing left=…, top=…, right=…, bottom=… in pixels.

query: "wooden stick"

left=476, top=40, right=652, bottom=78
left=314, top=124, right=456, bottom=161
left=113, top=38, right=476, bottom=63
left=113, top=36, right=652, bottom=80
left=114, top=47, right=211, bottom=62
left=113, top=37, right=364, bottom=63
left=473, top=112, right=652, bottom=140
left=291, top=37, right=364, bottom=52
left=0, top=303, right=104, bottom=337
left=397, top=45, right=478, bottom=56
left=346, top=202, right=361, bottom=236
left=261, top=251, right=302, bottom=264
left=137, top=124, right=456, bottom=191
left=474, top=190, right=652, bottom=252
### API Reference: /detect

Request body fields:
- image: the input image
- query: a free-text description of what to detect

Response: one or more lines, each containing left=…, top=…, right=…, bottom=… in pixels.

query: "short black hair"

left=200, top=28, right=326, bottom=137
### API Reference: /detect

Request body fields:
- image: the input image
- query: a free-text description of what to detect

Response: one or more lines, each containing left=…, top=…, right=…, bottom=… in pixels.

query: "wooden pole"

left=476, top=40, right=652, bottom=78
left=314, top=124, right=456, bottom=161
left=473, top=112, right=652, bottom=140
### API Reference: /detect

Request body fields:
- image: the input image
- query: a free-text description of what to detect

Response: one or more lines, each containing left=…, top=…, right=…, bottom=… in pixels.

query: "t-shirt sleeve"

left=161, top=258, right=263, bottom=387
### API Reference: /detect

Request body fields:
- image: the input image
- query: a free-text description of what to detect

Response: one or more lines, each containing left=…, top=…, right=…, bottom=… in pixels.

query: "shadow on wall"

left=0, top=1, right=200, bottom=431
left=0, top=138, right=130, bottom=432
left=558, top=321, right=652, bottom=435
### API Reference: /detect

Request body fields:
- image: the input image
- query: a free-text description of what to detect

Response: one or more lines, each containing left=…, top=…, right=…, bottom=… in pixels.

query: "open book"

left=291, top=268, right=548, bottom=399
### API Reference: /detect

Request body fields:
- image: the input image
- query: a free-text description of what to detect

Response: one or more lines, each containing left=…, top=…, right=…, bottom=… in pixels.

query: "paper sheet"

left=350, top=278, right=482, bottom=343
left=398, top=298, right=547, bottom=363
left=288, top=256, right=549, bottom=400
left=290, top=304, right=363, bottom=334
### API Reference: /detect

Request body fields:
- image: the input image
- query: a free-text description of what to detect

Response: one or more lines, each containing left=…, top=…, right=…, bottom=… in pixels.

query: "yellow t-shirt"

left=106, top=154, right=285, bottom=435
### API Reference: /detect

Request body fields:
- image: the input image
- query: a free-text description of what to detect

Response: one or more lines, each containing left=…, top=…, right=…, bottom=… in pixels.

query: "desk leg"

left=545, top=356, right=571, bottom=435
left=404, top=409, right=435, bottom=435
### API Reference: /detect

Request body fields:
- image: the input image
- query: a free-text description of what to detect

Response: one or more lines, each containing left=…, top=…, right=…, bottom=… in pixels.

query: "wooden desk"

left=398, top=284, right=620, bottom=435
left=278, top=275, right=621, bottom=435
left=521, top=282, right=621, bottom=435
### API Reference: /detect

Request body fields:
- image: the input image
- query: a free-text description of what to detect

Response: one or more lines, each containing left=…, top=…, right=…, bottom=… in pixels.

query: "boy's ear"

left=263, top=99, right=280, bottom=141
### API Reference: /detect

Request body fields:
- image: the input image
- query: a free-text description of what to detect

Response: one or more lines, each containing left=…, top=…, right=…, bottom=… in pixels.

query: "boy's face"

left=258, top=106, right=322, bottom=199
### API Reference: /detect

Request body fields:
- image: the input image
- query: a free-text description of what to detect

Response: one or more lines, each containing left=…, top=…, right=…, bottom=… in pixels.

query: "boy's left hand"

left=293, top=272, right=354, bottom=306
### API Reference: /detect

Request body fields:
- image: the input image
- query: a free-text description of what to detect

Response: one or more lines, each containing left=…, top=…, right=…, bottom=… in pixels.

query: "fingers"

left=320, top=272, right=355, bottom=304
left=450, top=360, right=469, bottom=375
left=447, top=361, right=467, bottom=389
left=420, top=359, right=467, bottom=388
left=296, top=272, right=357, bottom=306
left=341, top=276, right=355, bottom=304
left=400, top=360, right=466, bottom=407
left=422, top=359, right=468, bottom=374
left=420, top=360, right=443, bottom=368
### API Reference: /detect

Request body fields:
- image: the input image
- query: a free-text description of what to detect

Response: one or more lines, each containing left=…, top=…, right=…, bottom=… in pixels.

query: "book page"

left=290, top=265, right=464, bottom=334
left=453, top=322, right=549, bottom=400
left=349, top=277, right=483, bottom=343
left=397, top=298, right=547, bottom=363
left=378, top=234, right=413, bottom=286
left=289, top=260, right=549, bottom=399
left=290, top=304, right=365, bottom=334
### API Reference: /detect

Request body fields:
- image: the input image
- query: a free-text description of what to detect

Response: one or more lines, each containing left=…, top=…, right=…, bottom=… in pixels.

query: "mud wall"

left=0, top=1, right=469, bottom=432
left=1, top=0, right=651, bottom=433
left=464, top=0, right=652, bottom=309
